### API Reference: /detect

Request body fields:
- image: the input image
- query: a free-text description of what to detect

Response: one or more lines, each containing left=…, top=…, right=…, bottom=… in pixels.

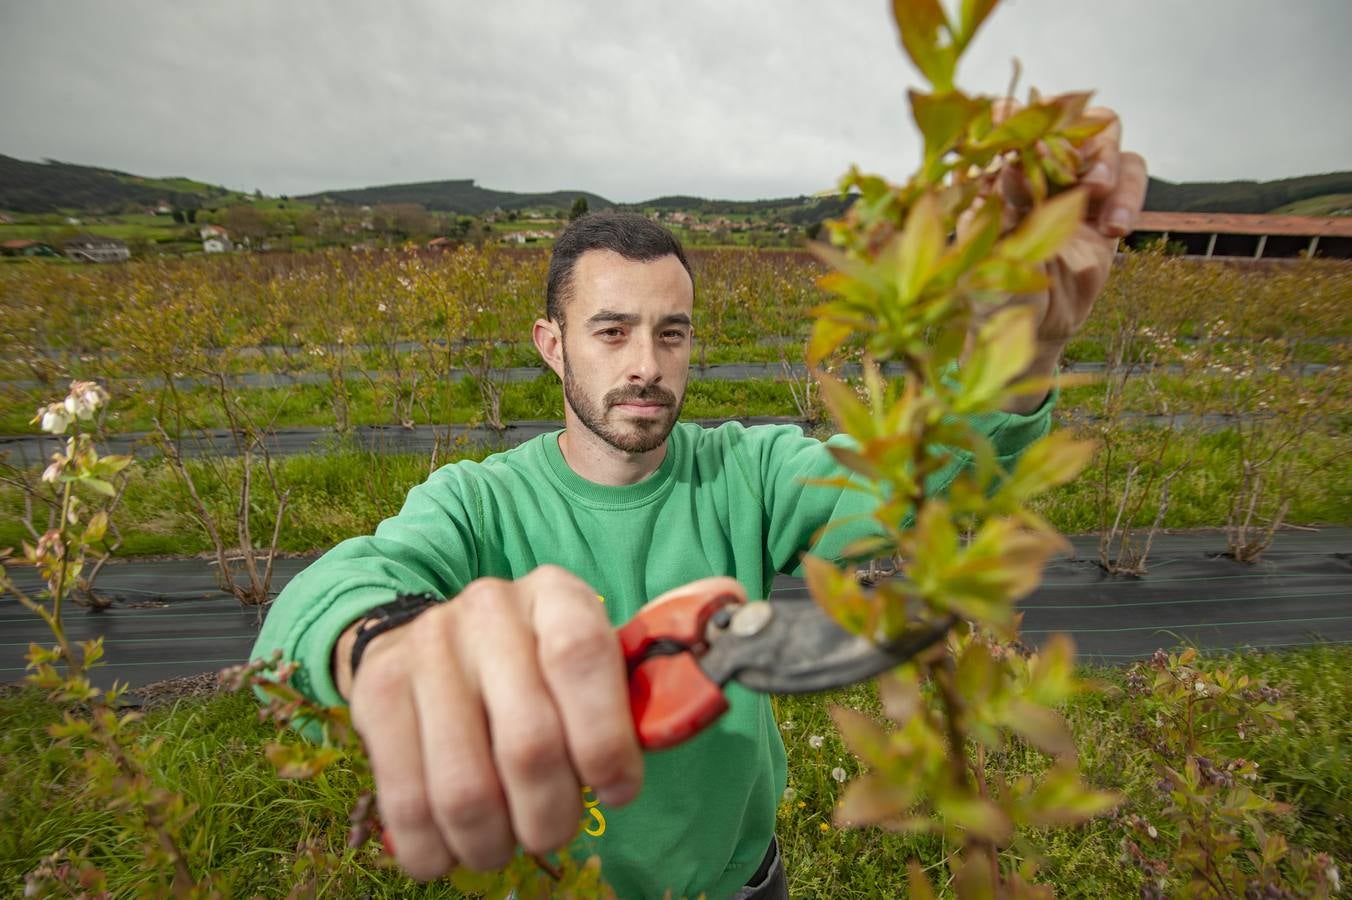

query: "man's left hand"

left=993, top=102, right=1148, bottom=413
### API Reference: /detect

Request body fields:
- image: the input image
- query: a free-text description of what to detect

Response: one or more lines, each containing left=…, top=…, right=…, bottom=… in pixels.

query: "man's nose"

left=626, top=335, right=662, bottom=384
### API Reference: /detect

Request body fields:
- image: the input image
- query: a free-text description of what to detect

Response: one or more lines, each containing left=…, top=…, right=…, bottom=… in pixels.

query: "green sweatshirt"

left=251, top=404, right=1052, bottom=898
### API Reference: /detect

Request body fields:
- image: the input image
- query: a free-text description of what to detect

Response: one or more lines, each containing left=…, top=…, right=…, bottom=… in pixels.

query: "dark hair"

left=546, top=210, right=693, bottom=324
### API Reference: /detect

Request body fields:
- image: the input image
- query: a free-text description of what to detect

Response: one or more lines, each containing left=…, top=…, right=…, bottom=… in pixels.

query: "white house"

left=200, top=224, right=232, bottom=253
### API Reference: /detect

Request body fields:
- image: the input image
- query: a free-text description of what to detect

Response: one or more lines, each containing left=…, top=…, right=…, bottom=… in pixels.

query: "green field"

left=2, top=644, right=1347, bottom=896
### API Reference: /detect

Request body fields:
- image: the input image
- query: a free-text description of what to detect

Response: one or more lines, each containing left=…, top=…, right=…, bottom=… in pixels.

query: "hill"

left=0, top=154, right=248, bottom=214
left=300, top=179, right=613, bottom=216
left=1144, top=172, right=1352, bottom=215
left=4, top=150, right=1349, bottom=221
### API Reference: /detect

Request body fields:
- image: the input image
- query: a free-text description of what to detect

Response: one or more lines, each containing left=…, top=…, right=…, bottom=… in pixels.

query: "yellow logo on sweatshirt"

left=580, top=786, right=607, bottom=837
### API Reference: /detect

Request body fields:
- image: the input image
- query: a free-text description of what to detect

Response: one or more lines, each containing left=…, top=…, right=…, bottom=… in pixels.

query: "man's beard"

left=561, top=344, right=684, bottom=454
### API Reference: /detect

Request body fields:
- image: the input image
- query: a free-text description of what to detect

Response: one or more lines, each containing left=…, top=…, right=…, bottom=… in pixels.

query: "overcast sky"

left=2, top=1, right=1348, bottom=202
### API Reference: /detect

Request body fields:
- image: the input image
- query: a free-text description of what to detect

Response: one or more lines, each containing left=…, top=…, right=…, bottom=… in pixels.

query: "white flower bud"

left=809, top=735, right=824, bottom=749
left=831, top=767, right=847, bottom=783
left=39, top=406, right=73, bottom=435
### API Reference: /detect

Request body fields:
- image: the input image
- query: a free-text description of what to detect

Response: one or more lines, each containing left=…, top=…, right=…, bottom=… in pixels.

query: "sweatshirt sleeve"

left=249, top=462, right=484, bottom=710
left=752, top=390, right=1057, bottom=577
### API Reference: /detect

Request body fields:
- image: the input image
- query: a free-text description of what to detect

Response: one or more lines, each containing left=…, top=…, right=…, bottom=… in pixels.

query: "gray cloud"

left=1, top=0, right=1348, bottom=201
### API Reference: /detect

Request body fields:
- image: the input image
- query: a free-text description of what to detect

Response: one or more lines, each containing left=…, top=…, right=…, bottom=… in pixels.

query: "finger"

left=1076, top=108, right=1122, bottom=195
left=1097, top=150, right=1147, bottom=238
left=463, top=581, right=582, bottom=856
left=532, top=579, right=644, bottom=808
left=410, top=610, right=516, bottom=870
left=352, top=661, right=456, bottom=881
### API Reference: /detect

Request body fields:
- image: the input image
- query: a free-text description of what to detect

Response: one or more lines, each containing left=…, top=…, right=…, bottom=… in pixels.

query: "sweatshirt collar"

left=542, top=426, right=680, bottom=508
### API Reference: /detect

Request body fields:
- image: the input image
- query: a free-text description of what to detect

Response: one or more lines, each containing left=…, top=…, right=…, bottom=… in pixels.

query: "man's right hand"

left=334, top=565, right=644, bottom=881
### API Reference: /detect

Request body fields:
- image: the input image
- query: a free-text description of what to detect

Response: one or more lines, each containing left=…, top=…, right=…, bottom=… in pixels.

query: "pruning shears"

left=619, top=576, right=954, bottom=750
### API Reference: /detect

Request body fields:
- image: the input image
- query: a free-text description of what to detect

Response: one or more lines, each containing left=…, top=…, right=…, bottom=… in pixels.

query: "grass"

left=2, top=423, right=1348, bottom=559
left=0, top=376, right=812, bottom=433
left=772, top=644, right=1352, bottom=897
left=2, top=645, right=1347, bottom=896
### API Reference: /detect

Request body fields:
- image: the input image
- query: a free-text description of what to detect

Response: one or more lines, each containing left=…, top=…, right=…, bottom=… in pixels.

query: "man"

left=252, top=115, right=1145, bottom=898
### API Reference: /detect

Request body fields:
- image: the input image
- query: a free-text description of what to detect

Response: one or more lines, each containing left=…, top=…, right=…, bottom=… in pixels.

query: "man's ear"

left=533, top=318, right=564, bottom=379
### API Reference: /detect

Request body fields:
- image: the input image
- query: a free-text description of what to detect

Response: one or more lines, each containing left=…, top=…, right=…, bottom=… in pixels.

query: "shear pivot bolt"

left=729, top=603, right=773, bottom=638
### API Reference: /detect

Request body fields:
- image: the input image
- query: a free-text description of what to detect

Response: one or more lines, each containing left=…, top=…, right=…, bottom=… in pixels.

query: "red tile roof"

left=1, top=239, right=40, bottom=250
left=1135, top=211, right=1352, bottom=238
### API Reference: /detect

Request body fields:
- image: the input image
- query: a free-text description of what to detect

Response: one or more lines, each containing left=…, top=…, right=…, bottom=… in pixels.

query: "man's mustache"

left=605, top=385, right=677, bottom=407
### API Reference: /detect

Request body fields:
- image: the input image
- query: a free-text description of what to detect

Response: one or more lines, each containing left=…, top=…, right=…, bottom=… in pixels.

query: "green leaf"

left=80, top=638, right=104, bottom=668
left=890, top=191, right=947, bottom=304
left=1017, top=764, right=1121, bottom=826
left=904, top=500, right=960, bottom=596
left=81, top=476, right=116, bottom=498
left=804, top=554, right=876, bottom=637
left=83, top=510, right=109, bottom=545
left=1025, top=633, right=1078, bottom=706
left=911, top=90, right=985, bottom=167
left=953, top=305, right=1037, bottom=414
left=818, top=372, right=875, bottom=440
left=999, top=431, right=1098, bottom=503
left=955, top=639, right=1000, bottom=707
left=1003, top=699, right=1076, bottom=758
left=451, top=866, right=500, bottom=893
left=937, top=791, right=1012, bottom=843
left=839, top=534, right=897, bottom=560
left=997, top=187, right=1088, bottom=265
left=265, top=742, right=343, bottom=779
left=828, top=445, right=882, bottom=480
left=958, top=0, right=999, bottom=46
left=808, top=317, right=853, bottom=366
left=948, top=196, right=1003, bottom=279
left=892, top=0, right=956, bottom=90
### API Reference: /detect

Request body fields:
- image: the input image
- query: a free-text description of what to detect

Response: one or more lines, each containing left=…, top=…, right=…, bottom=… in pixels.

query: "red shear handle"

left=629, top=653, right=729, bottom=749
left=618, top=577, right=747, bottom=750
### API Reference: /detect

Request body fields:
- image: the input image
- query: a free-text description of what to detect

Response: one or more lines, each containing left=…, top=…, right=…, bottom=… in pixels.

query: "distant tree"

left=294, top=210, right=321, bottom=238
left=223, top=204, right=268, bottom=243
left=374, top=203, right=431, bottom=238
left=569, top=196, right=589, bottom=221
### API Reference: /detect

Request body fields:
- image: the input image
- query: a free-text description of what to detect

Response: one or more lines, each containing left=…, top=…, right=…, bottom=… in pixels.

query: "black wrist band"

left=349, top=592, right=440, bottom=676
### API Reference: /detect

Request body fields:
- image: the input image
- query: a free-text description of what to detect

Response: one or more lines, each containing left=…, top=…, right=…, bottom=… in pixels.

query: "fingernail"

left=1085, top=161, right=1112, bottom=185
left=1107, top=208, right=1134, bottom=235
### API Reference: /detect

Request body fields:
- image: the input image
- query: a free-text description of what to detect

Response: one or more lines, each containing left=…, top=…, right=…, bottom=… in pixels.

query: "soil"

left=121, top=671, right=230, bottom=709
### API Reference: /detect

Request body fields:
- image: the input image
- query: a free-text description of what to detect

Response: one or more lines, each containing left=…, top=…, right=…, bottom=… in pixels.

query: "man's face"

left=555, top=249, right=694, bottom=454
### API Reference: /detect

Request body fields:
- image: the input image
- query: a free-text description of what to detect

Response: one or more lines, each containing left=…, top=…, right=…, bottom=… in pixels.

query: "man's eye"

left=599, top=328, right=623, bottom=338
left=663, top=330, right=688, bottom=341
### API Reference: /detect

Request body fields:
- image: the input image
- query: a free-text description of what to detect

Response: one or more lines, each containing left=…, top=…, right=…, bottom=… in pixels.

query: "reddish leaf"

left=830, top=705, right=891, bottom=769
left=1004, top=699, right=1076, bottom=758
left=835, top=773, right=914, bottom=827
left=908, top=860, right=938, bottom=900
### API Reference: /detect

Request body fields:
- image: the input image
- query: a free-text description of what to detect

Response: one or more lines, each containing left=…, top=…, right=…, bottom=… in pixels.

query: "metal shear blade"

left=699, top=595, right=951, bottom=694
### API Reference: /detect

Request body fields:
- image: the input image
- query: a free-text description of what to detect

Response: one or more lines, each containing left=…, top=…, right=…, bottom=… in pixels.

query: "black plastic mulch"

left=2, top=530, right=1348, bottom=693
